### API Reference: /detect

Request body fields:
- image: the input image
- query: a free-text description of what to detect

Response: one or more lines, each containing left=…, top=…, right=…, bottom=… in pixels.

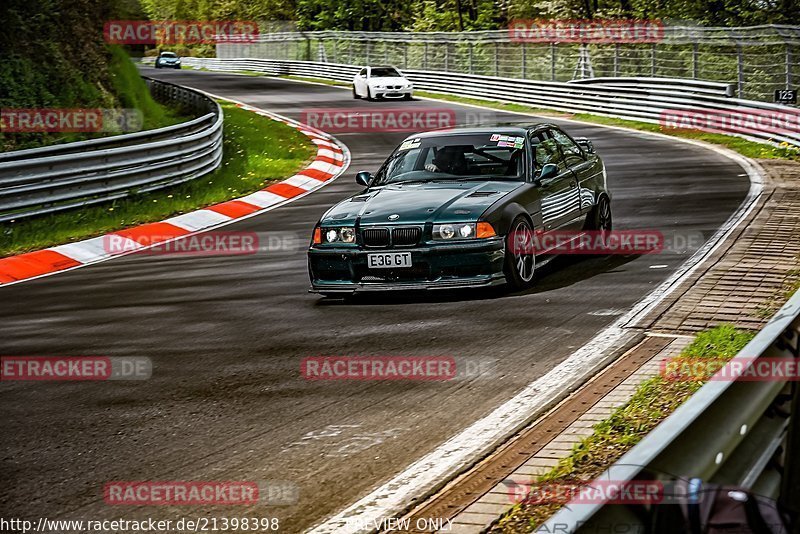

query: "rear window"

left=160, top=52, right=177, bottom=58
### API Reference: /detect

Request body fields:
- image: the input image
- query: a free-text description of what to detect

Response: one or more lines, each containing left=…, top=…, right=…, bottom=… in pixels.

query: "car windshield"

left=370, top=67, right=400, bottom=78
left=374, top=133, right=527, bottom=185
left=160, top=52, right=177, bottom=58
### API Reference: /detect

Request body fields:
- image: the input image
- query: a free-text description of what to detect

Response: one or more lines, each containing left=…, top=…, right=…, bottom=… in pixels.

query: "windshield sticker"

left=398, top=138, right=421, bottom=151
left=496, top=137, right=525, bottom=148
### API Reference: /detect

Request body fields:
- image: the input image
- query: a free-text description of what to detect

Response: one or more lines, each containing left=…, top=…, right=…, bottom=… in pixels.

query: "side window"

left=358, top=68, right=367, bottom=77
left=535, top=138, right=563, bottom=167
left=550, top=129, right=583, bottom=162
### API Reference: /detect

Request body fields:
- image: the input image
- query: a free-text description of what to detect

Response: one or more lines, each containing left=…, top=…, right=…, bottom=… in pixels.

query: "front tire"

left=403, top=93, right=413, bottom=101
left=503, top=216, right=536, bottom=290
left=584, top=195, right=612, bottom=247
left=353, top=86, right=361, bottom=99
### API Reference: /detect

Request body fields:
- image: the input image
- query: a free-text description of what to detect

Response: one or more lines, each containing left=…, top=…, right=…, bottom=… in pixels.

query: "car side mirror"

left=355, top=171, right=373, bottom=186
left=575, top=137, right=595, bottom=154
left=536, top=163, right=559, bottom=183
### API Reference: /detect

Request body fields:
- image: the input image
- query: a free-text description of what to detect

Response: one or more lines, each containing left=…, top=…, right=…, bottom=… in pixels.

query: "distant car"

left=353, top=66, right=413, bottom=100
left=155, top=51, right=181, bottom=69
left=308, top=125, right=611, bottom=296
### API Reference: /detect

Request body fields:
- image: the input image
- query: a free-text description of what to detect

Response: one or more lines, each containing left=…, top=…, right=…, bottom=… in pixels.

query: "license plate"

left=368, top=252, right=412, bottom=269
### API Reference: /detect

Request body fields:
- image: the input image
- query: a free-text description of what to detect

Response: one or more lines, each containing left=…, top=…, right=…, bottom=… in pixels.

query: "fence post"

left=613, top=44, right=619, bottom=77
left=424, top=42, right=428, bottom=70
left=692, top=42, right=699, bottom=79
left=550, top=42, right=556, bottom=81
left=366, top=40, right=371, bottom=65
left=651, top=43, right=656, bottom=76
left=332, top=40, right=337, bottom=63
left=469, top=42, right=474, bottom=74
left=787, top=43, right=793, bottom=89
left=494, top=42, right=499, bottom=76
left=404, top=43, right=408, bottom=69
left=737, top=43, right=744, bottom=98
left=445, top=43, right=449, bottom=71
left=522, top=42, right=527, bottom=78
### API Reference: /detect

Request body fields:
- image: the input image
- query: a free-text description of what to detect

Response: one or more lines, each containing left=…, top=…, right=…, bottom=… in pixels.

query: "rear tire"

left=503, top=216, right=536, bottom=290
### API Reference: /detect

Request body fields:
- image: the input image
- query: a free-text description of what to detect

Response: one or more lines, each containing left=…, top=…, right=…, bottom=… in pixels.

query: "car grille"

left=360, top=227, right=421, bottom=247
left=362, top=228, right=390, bottom=247
left=392, top=227, right=421, bottom=246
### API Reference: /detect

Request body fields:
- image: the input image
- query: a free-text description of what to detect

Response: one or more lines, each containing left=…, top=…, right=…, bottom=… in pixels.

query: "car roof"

left=406, top=125, right=556, bottom=139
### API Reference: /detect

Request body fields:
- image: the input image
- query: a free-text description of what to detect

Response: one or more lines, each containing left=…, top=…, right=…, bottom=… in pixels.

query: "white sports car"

left=352, top=66, right=413, bottom=100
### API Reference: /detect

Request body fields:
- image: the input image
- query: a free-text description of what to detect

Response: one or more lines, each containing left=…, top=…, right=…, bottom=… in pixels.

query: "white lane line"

left=307, top=108, right=764, bottom=534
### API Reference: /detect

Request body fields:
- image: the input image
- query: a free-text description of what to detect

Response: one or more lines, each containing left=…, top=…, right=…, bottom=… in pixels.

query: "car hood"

left=321, top=181, right=523, bottom=226
left=368, top=76, right=408, bottom=85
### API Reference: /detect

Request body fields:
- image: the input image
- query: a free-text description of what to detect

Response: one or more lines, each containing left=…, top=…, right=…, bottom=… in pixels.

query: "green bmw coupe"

left=308, top=124, right=611, bottom=295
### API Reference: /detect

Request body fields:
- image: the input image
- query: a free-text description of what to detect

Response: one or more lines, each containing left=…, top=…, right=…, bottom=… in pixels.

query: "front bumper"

left=373, top=90, right=412, bottom=99
left=308, top=237, right=506, bottom=293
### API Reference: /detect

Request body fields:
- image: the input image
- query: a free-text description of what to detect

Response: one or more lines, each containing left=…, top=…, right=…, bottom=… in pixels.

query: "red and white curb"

left=0, top=101, right=350, bottom=287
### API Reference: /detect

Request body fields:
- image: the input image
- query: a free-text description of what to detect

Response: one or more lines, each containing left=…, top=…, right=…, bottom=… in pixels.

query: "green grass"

left=1, top=47, right=187, bottom=151
left=755, top=264, right=800, bottom=318
left=0, top=102, right=315, bottom=257
left=490, top=325, right=755, bottom=533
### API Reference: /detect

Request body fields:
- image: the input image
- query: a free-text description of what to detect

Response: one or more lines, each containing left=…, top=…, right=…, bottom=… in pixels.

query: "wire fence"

left=217, top=25, right=800, bottom=102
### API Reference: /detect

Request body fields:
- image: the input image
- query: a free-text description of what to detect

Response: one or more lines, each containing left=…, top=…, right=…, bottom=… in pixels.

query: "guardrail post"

left=550, top=43, right=556, bottom=81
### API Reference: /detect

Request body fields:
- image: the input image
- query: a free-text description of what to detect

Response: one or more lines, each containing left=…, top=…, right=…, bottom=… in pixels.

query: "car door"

left=355, top=68, right=368, bottom=96
left=533, top=131, right=582, bottom=233
left=550, top=127, right=598, bottom=217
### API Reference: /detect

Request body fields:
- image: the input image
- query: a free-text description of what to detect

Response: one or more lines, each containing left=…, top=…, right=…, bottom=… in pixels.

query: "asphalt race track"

left=0, top=69, right=751, bottom=532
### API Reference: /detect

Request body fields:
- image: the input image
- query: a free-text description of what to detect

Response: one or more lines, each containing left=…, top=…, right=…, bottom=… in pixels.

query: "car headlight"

left=433, top=222, right=496, bottom=240
left=323, top=227, right=356, bottom=244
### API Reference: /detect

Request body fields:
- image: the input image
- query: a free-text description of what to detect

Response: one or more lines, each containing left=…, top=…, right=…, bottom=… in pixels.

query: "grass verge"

left=0, top=101, right=315, bottom=257
left=489, top=325, right=756, bottom=533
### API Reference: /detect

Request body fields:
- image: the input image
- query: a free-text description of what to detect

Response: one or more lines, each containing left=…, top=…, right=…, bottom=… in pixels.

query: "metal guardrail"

left=215, top=25, right=800, bottom=101
left=167, top=57, right=800, bottom=147
left=543, top=289, right=800, bottom=532
left=0, top=78, right=223, bottom=223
